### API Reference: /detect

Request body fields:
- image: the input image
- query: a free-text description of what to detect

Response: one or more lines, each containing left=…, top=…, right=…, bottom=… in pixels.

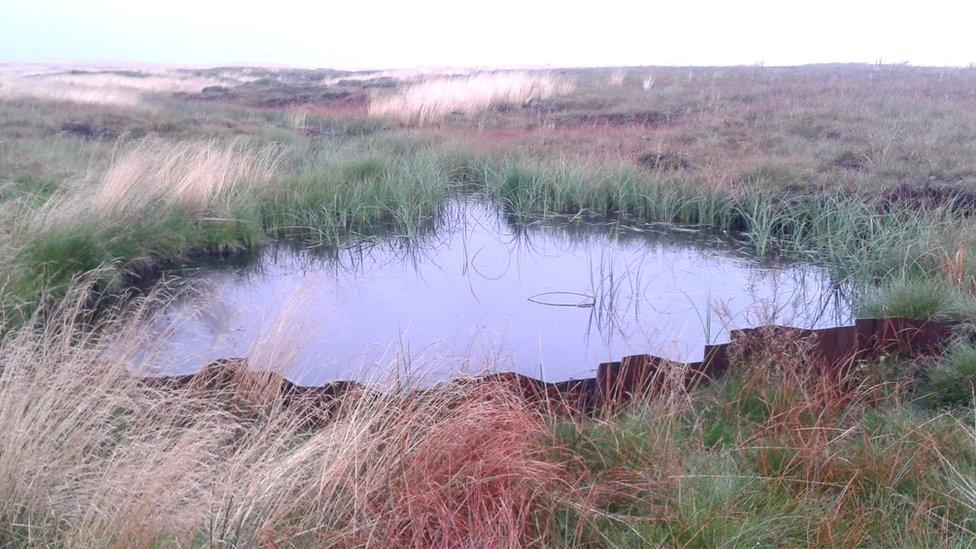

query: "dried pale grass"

left=321, top=67, right=476, bottom=86
left=0, top=78, right=144, bottom=107
left=0, top=285, right=573, bottom=546
left=282, top=106, right=309, bottom=131
left=368, top=71, right=574, bottom=124
left=32, top=139, right=280, bottom=233
left=0, top=67, right=227, bottom=108
left=609, top=69, right=627, bottom=87
left=93, top=139, right=280, bottom=214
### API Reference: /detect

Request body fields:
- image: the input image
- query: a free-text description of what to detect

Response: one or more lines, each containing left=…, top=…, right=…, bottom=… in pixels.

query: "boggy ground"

left=3, top=63, right=976, bottom=546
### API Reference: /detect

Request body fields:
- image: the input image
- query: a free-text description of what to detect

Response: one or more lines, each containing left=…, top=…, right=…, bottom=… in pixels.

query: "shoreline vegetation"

left=3, top=64, right=976, bottom=545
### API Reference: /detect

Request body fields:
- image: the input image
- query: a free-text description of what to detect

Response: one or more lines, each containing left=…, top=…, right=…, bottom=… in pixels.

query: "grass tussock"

left=924, top=342, right=976, bottom=408
left=89, top=139, right=281, bottom=216
left=859, top=276, right=976, bottom=321
left=368, top=71, right=574, bottom=123
left=4, top=139, right=281, bottom=300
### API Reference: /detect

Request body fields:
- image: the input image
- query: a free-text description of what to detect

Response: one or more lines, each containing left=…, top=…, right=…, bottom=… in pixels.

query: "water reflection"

left=141, top=200, right=852, bottom=385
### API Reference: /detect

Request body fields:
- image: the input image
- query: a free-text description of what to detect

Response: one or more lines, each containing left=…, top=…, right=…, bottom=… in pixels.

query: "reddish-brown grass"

left=376, top=384, right=566, bottom=547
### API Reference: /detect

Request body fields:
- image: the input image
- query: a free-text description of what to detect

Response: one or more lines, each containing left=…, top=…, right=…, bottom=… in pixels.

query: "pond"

left=139, top=200, right=851, bottom=385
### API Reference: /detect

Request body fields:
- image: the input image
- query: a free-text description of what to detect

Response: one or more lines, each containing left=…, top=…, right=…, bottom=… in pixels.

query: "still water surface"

left=142, top=201, right=851, bottom=385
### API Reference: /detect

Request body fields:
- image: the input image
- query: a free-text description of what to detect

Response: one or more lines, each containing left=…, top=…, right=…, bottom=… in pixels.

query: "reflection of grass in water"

left=580, top=241, right=855, bottom=349
left=272, top=201, right=854, bottom=350
left=110, top=198, right=856, bottom=371
left=588, top=248, right=622, bottom=335
left=527, top=292, right=595, bottom=308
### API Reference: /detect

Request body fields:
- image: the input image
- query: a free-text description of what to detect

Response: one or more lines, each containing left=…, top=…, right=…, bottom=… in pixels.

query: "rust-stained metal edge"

left=141, top=317, right=962, bottom=415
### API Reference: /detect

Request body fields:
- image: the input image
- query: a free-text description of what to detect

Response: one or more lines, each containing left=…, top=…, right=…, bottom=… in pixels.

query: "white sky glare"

left=2, top=0, right=975, bottom=69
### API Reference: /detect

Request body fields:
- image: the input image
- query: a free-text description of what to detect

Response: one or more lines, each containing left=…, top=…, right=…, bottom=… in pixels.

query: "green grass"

left=262, top=141, right=458, bottom=243
left=547, top=351, right=976, bottom=546
left=858, top=277, right=976, bottom=321
left=3, top=132, right=974, bottom=322
left=4, top=63, right=976, bottom=545
left=924, top=343, right=976, bottom=408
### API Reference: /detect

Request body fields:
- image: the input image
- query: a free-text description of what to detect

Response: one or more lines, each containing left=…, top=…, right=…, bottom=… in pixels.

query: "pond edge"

left=141, top=317, right=958, bottom=416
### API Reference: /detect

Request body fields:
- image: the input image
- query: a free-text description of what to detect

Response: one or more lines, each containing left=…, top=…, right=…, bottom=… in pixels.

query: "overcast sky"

left=3, top=0, right=975, bottom=69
